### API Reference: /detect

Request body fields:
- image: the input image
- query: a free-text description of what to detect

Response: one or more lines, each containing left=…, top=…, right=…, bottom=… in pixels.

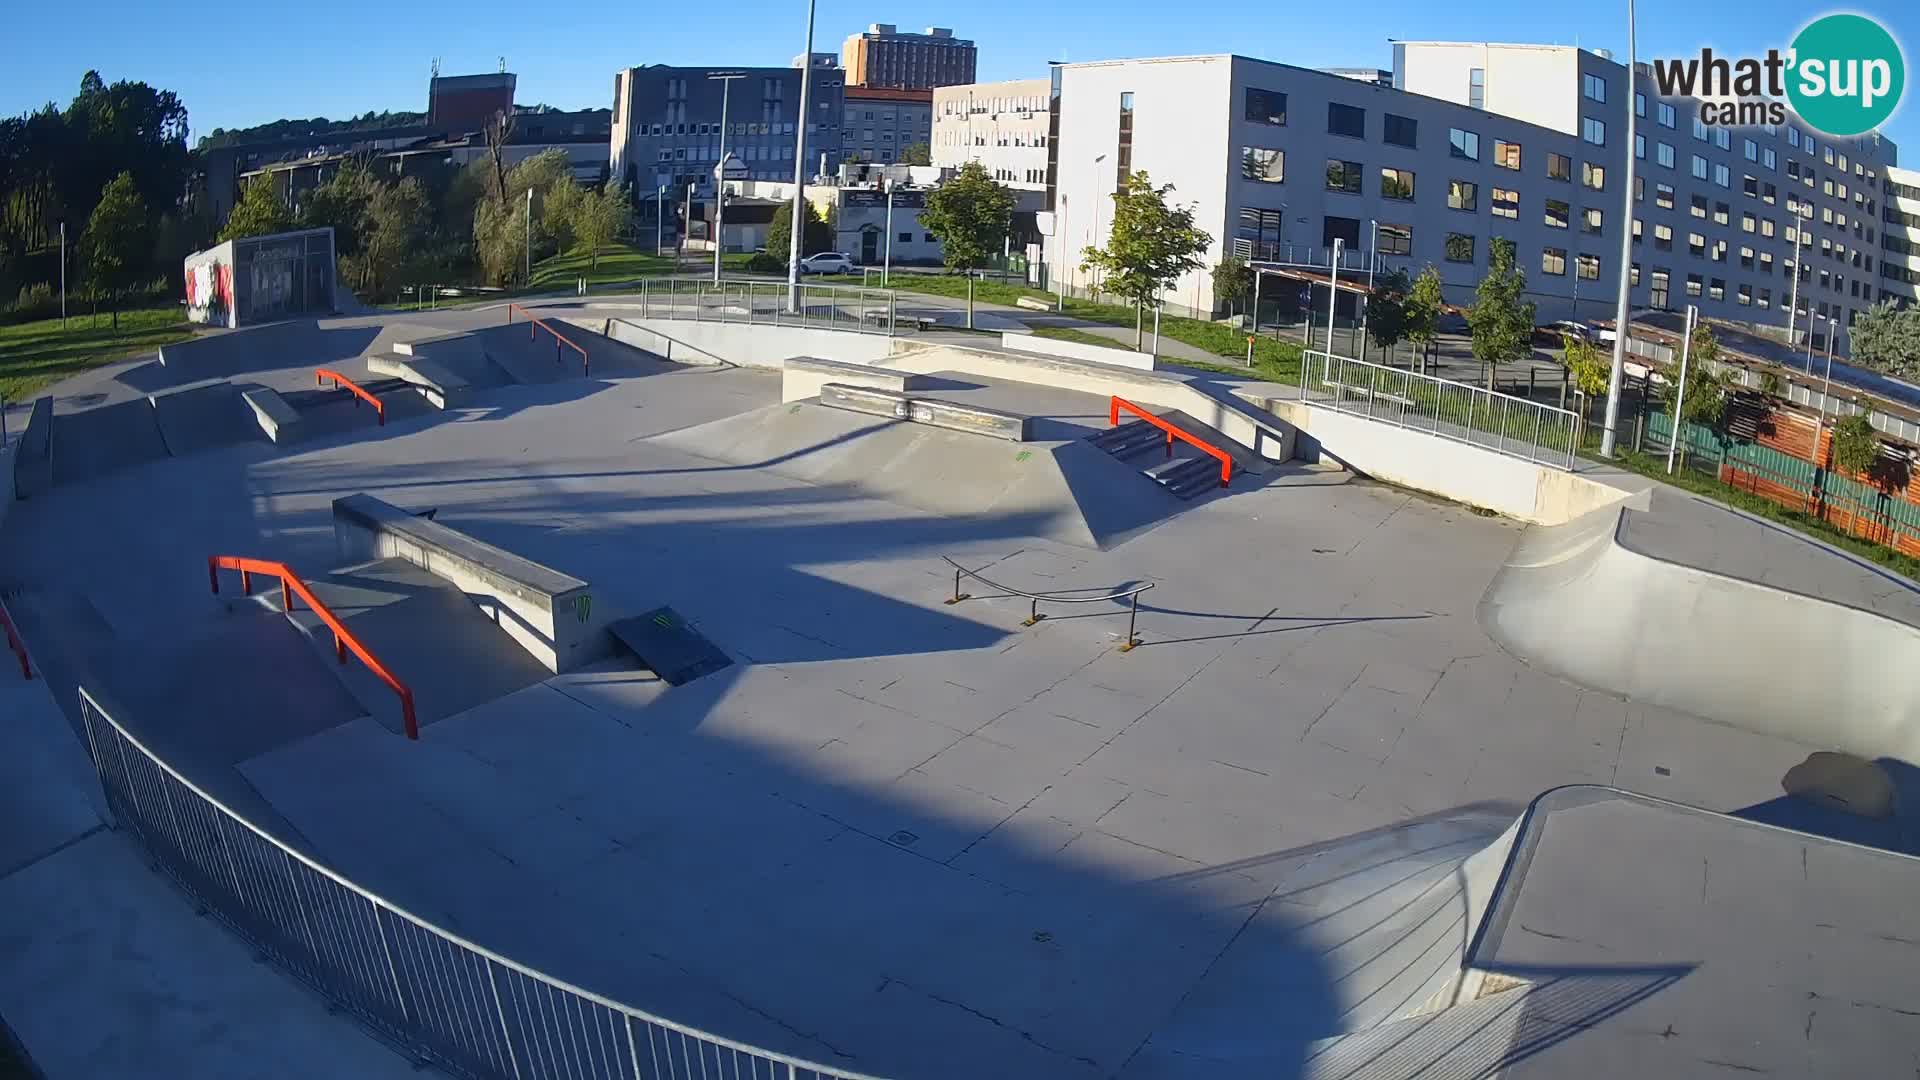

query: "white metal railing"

left=614, top=277, right=904, bottom=336
left=1234, top=240, right=1379, bottom=273
left=76, top=687, right=883, bottom=1080
left=1301, top=350, right=1579, bottom=470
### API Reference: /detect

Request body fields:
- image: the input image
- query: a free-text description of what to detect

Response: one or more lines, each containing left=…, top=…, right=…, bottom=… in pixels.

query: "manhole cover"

left=888, top=830, right=919, bottom=847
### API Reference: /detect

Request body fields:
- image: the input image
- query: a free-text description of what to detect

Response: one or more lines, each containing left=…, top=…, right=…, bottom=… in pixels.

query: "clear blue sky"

left=6, top=0, right=1917, bottom=154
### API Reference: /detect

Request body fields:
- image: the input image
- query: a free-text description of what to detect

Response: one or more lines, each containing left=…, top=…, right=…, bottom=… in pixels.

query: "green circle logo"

left=1787, top=14, right=1905, bottom=137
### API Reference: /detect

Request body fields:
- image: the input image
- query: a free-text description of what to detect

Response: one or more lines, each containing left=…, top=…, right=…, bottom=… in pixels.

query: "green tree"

left=1364, top=268, right=1412, bottom=360
left=1212, top=255, right=1252, bottom=318
left=1562, top=333, right=1610, bottom=397
left=765, top=200, right=832, bottom=262
left=1830, top=413, right=1882, bottom=480
left=1466, top=238, right=1536, bottom=389
left=355, top=177, right=429, bottom=299
left=1850, top=299, right=1920, bottom=379
left=1403, top=265, right=1445, bottom=373
left=220, top=176, right=291, bottom=241
left=900, top=141, right=931, bottom=166
left=82, top=172, right=149, bottom=328
left=920, top=161, right=1016, bottom=273
left=574, top=182, right=631, bottom=272
left=1660, top=321, right=1730, bottom=468
left=1080, top=170, right=1213, bottom=347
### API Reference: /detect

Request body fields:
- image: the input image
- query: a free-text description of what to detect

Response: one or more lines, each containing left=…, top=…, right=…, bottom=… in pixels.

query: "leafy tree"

left=1830, top=413, right=1882, bottom=480
left=573, top=182, right=631, bottom=272
left=920, top=161, right=1016, bottom=273
left=543, top=176, right=586, bottom=254
left=1562, top=333, right=1611, bottom=397
left=1403, top=265, right=1445, bottom=372
left=766, top=200, right=833, bottom=262
left=900, top=142, right=931, bottom=166
left=82, top=172, right=149, bottom=328
left=1466, top=238, right=1536, bottom=389
left=355, top=177, right=429, bottom=299
left=1850, top=299, right=1920, bottom=379
left=469, top=149, right=576, bottom=285
left=1080, top=170, right=1213, bottom=347
left=1364, top=268, right=1412, bottom=358
left=1661, top=322, right=1729, bottom=469
left=220, top=176, right=291, bottom=241
left=1212, top=255, right=1252, bottom=318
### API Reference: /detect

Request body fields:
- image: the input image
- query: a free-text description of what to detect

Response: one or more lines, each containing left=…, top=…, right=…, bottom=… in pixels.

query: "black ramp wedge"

left=609, top=607, right=732, bottom=685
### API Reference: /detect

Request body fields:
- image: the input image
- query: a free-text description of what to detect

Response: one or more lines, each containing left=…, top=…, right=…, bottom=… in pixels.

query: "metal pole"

left=1814, top=316, right=1837, bottom=468
left=524, top=186, right=533, bottom=287
left=655, top=186, right=664, bottom=256
left=59, top=222, right=67, bottom=327
left=1252, top=269, right=1262, bottom=334
left=1666, top=304, right=1696, bottom=474
left=1805, top=300, right=1818, bottom=373
left=1786, top=222, right=1804, bottom=350
left=1325, top=238, right=1342, bottom=359
left=1599, top=0, right=1639, bottom=457
left=1054, top=195, right=1069, bottom=309
left=1361, top=219, right=1377, bottom=362
left=712, top=73, right=744, bottom=286
left=1152, top=300, right=1161, bottom=357
left=684, top=183, right=694, bottom=269
left=786, top=0, right=818, bottom=313
left=884, top=179, right=894, bottom=287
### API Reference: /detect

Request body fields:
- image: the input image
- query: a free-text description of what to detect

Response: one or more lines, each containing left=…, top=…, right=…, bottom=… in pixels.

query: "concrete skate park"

left=3, top=282, right=1920, bottom=1079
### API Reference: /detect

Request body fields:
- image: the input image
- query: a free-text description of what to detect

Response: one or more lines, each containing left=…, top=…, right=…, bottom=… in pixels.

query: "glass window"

left=1656, top=183, right=1674, bottom=208
left=1714, top=202, right=1730, bottom=225
left=1325, top=158, right=1361, bottom=193
left=1693, top=116, right=1709, bottom=141
left=1492, top=187, right=1519, bottom=219
left=1742, top=174, right=1759, bottom=197
left=1542, top=247, right=1567, bottom=275
left=1687, top=272, right=1703, bottom=296
left=1636, top=133, right=1645, bottom=160
left=1714, top=127, right=1730, bottom=151
left=1655, top=224, right=1673, bottom=250
left=1635, top=92, right=1646, bottom=117
left=1737, top=283, right=1752, bottom=306
left=1657, top=142, right=1675, bottom=169
left=1378, top=223, right=1412, bottom=255
left=1743, top=138, right=1758, bottom=162
left=1689, top=232, right=1706, bottom=257
left=1577, top=253, right=1600, bottom=280
left=1327, top=102, right=1365, bottom=138
left=1448, top=179, right=1478, bottom=211
left=1709, top=277, right=1725, bottom=300
left=1583, top=117, right=1606, bottom=145
left=1691, top=154, right=1709, bottom=180
left=1583, top=73, right=1607, bottom=102
left=1658, top=102, right=1676, bottom=128
left=1714, top=163, right=1730, bottom=188
left=1380, top=167, right=1415, bottom=200
left=1494, top=139, right=1521, bottom=170
left=1691, top=194, right=1708, bottom=218
left=1583, top=207, right=1604, bottom=233
left=1446, top=233, right=1475, bottom=262
left=1468, top=67, right=1485, bottom=109
left=1547, top=153, right=1571, bottom=181
left=1245, top=88, right=1287, bottom=126
left=1742, top=212, right=1756, bottom=232
left=1545, top=198, right=1570, bottom=229
left=1582, top=162, right=1606, bottom=190
left=1384, top=113, right=1417, bottom=148
left=1450, top=127, right=1480, bottom=160
left=1189, top=135, right=1258, bottom=185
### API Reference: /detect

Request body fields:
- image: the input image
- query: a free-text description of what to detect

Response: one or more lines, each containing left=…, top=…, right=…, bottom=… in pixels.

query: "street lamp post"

left=1786, top=215, right=1809, bottom=354
left=524, top=187, right=533, bottom=286
left=1599, top=0, right=1640, bottom=457
left=1326, top=237, right=1343, bottom=361
left=655, top=185, right=665, bottom=256
left=1814, top=316, right=1839, bottom=468
left=1360, top=218, right=1378, bottom=361
left=683, top=183, right=695, bottom=267
left=710, top=72, right=746, bottom=285
left=1665, top=304, right=1697, bottom=475
left=883, top=178, right=894, bottom=287
left=786, top=0, right=819, bottom=313
left=1054, top=195, right=1069, bottom=309
left=1088, top=153, right=1108, bottom=295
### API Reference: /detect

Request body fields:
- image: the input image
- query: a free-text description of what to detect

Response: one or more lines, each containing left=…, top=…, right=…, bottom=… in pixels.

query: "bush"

left=2, top=282, right=59, bottom=325
left=743, top=252, right=785, bottom=274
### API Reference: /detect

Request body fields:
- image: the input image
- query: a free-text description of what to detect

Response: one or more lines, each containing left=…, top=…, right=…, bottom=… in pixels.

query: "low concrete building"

left=183, top=228, right=337, bottom=328
left=843, top=86, right=933, bottom=165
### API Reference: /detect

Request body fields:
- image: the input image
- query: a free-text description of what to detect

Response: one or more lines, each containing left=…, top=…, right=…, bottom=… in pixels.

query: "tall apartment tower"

left=840, top=24, right=977, bottom=90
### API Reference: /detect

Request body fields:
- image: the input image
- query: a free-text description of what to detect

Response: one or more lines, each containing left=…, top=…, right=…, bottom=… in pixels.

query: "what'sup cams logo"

left=1651, top=13, right=1905, bottom=136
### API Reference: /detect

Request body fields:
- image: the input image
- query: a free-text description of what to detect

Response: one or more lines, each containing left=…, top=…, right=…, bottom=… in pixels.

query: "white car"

left=797, top=252, right=856, bottom=275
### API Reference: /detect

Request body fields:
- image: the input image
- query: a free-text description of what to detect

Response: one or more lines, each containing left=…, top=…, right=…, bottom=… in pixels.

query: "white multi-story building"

left=932, top=78, right=1052, bottom=192
left=1882, top=165, right=1920, bottom=307
left=1044, top=45, right=1899, bottom=338
left=843, top=86, right=933, bottom=165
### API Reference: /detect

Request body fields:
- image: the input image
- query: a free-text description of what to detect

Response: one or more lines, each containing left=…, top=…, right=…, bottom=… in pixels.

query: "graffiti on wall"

left=184, top=260, right=234, bottom=327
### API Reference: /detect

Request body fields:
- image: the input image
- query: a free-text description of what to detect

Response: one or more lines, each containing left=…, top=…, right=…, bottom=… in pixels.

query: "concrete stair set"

left=1088, top=418, right=1226, bottom=500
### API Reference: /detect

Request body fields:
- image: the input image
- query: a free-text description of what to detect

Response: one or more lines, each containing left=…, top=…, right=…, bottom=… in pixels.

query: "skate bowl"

left=1480, top=487, right=1920, bottom=763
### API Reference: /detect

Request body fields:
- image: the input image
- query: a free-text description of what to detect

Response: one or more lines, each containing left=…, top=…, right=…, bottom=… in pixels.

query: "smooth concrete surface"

left=50, top=396, right=171, bottom=486
left=13, top=395, right=53, bottom=498
left=1481, top=487, right=1920, bottom=767
left=241, top=385, right=303, bottom=444
left=599, top=314, right=898, bottom=368
left=334, top=494, right=610, bottom=673
left=819, top=383, right=1034, bottom=442
left=0, top=672, right=103, bottom=877
left=0, top=445, right=13, bottom=527
left=783, top=355, right=931, bottom=401
left=366, top=352, right=474, bottom=407
left=149, top=378, right=254, bottom=455
left=1001, top=330, right=1157, bottom=371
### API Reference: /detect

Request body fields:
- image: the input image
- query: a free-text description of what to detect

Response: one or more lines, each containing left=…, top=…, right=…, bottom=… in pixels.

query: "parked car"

left=797, top=252, right=856, bottom=275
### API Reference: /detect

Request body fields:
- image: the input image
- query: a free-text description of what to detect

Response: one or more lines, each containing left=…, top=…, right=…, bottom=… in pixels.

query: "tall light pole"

left=710, top=72, right=746, bottom=285
left=883, top=177, right=895, bottom=286
left=683, top=182, right=695, bottom=267
left=1360, top=218, right=1378, bottom=361
left=1087, top=153, right=1107, bottom=295
left=655, top=185, right=666, bottom=256
left=1054, top=194, right=1069, bottom=309
left=1598, top=0, right=1639, bottom=458
left=1813, top=316, right=1839, bottom=472
left=1326, top=237, right=1344, bottom=359
left=524, top=186, right=534, bottom=286
left=1786, top=211, right=1809, bottom=352
left=1804, top=277, right=1820, bottom=372
left=59, top=221, right=66, bottom=327
left=1665, top=304, right=1697, bottom=475
left=786, top=0, right=818, bottom=313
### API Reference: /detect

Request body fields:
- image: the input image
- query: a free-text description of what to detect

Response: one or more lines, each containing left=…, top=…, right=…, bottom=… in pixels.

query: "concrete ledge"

left=391, top=331, right=475, bottom=358
left=782, top=355, right=930, bottom=402
left=818, top=383, right=1031, bottom=441
left=366, top=353, right=470, bottom=409
left=333, top=494, right=609, bottom=673
left=147, top=379, right=250, bottom=456
left=13, top=396, right=54, bottom=499
left=1001, top=331, right=1156, bottom=371
left=594, top=315, right=895, bottom=369
left=1014, top=296, right=1054, bottom=312
left=242, top=387, right=304, bottom=445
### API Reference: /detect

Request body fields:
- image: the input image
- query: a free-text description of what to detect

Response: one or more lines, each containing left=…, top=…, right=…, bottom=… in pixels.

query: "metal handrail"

left=1109, top=396, right=1233, bottom=488
left=942, top=556, right=1155, bottom=650
left=75, top=685, right=887, bottom=1080
left=0, top=592, right=31, bottom=679
left=315, top=369, right=385, bottom=425
left=506, top=303, right=590, bottom=375
left=207, top=556, right=419, bottom=739
left=1301, top=349, right=1579, bottom=470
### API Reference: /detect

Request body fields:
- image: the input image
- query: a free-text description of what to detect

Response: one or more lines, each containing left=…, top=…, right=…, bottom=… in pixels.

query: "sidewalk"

left=0, top=674, right=417, bottom=1080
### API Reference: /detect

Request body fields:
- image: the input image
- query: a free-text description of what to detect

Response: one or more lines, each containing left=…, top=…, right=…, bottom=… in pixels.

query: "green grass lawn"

left=0, top=306, right=194, bottom=403
left=531, top=243, right=755, bottom=290
left=1030, top=326, right=1129, bottom=350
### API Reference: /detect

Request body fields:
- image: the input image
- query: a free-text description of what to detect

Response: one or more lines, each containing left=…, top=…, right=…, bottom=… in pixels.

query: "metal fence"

left=1301, top=350, right=1580, bottom=470
left=76, top=687, right=882, bottom=1080
left=611, top=277, right=903, bottom=336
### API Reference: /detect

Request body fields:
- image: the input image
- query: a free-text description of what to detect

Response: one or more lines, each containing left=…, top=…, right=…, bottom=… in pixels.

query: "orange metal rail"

left=1109, top=396, right=1233, bottom=488
left=0, top=593, right=31, bottom=680
left=507, top=303, right=590, bottom=375
left=208, top=556, right=419, bottom=739
left=315, top=369, right=385, bottom=424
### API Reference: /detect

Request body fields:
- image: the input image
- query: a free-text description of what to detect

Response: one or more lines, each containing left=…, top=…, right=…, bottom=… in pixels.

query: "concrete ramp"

left=149, top=379, right=253, bottom=455
left=1480, top=488, right=1920, bottom=764
left=50, top=398, right=169, bottom=485
left=650, top=400, right=1179, bottom=549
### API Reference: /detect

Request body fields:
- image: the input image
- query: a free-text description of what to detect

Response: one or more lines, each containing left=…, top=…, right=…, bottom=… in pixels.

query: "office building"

left=610, top=64, right=847, bottom=198
left=932, top=78, right=1051, bottom=192
left=841, top=25, right=976, bottom=90
left=1043, top=47, right=1898, bottom=336
left=1883, top=165, right=1920, bottom=307
left=428, top=72, right=516, bottom=133
left=843, top=86, right=933, bottom=164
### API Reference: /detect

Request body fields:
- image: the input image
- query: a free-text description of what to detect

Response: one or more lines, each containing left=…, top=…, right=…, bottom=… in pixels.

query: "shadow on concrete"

left=116, top=320, right=385, bottom=392
left=1734, top=751, right=1920, bottom=854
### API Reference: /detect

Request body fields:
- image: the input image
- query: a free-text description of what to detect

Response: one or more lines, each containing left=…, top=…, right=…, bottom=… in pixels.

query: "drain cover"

left=888, top=830, right=919, bottom=847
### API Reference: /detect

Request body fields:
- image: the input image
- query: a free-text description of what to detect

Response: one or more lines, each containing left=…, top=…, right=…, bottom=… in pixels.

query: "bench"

left=332, top=493, right=610, bottom=673
left=1015, top=296, right=1055, bottom=312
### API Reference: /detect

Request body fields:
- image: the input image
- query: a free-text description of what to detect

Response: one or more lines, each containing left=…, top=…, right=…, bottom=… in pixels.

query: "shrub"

left=3, top=282, right=59, bottom=325
left=743, top=251, right=785, bottom=274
